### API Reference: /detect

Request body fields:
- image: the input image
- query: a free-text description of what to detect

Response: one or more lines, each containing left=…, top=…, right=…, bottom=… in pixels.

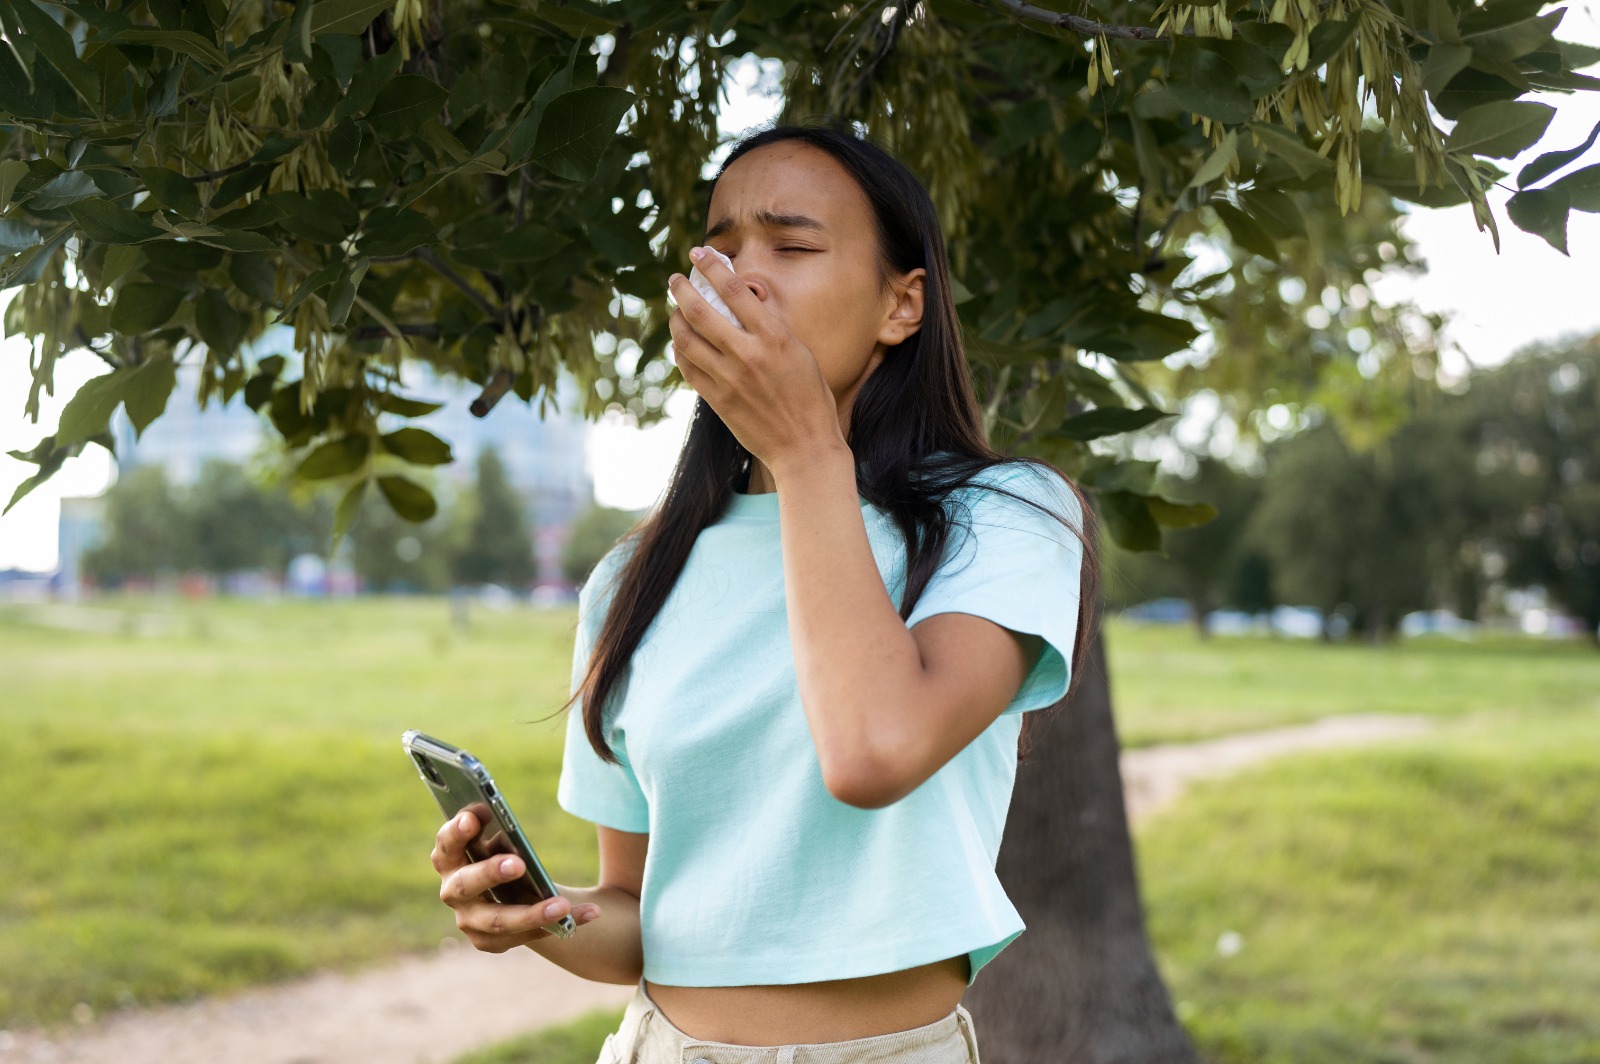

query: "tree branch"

left=350, top=324, right=442, bottom=340
left=414, top=246, right=500, bottom=319
left=987, top=0, right=1180, bottom=41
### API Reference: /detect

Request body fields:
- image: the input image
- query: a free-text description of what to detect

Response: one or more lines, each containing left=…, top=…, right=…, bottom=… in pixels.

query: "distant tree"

left=559, top=500, right=645, bottom=587
left=1158, top=458, right=1267, bottom=636
left=450, top=447, right=534, bottom=590
left=185, top=458, right=303, bottom=575
left=82, top=464, right=189, bottom=585
left=1471, top=336, right=1600, bottom=641
left=349, top=485, right=449, bottom=593
left=1250, top=412, right=1471, bottom=640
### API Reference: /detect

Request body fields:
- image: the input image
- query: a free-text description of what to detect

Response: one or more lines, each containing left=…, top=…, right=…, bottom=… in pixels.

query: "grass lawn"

left=1104, top=621, right=1600, bottom=747
left=1138, top=710, right=1600, bottom=1064
left=3, top=594, right=1597, bottom=1063
left=0, top=595, right=596, bottom=1027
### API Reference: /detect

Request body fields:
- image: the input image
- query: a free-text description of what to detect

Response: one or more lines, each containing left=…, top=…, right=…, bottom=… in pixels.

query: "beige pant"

left=598, top=978, right=983, bottom=1064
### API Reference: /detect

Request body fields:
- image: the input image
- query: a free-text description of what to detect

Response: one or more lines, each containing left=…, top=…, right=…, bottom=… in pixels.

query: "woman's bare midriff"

left=643, top=954, right=969, bottom=1045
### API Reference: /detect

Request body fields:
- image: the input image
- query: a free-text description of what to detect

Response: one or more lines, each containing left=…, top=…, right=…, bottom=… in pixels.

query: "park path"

left=0, top=712, right=1434, bottom=1064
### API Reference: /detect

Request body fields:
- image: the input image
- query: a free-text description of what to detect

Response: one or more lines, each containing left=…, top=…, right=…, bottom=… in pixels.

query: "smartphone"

left=402, top=730, right=577, bottom=939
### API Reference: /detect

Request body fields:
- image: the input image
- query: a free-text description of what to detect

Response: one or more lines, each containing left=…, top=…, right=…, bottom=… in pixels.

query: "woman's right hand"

left=432, top=809, right=602, bottom=953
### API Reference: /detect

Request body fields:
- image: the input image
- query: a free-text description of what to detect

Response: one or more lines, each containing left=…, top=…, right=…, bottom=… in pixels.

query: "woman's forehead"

left=707, top=146, right=869, bottom=233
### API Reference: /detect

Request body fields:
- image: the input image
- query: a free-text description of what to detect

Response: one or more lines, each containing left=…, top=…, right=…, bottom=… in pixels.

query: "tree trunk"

left=965, top=621, right=1200, bottom=1063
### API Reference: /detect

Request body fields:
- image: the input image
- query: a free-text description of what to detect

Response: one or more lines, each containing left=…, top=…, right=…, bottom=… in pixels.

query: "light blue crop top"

left=556, top=459, right=1084, bottom=988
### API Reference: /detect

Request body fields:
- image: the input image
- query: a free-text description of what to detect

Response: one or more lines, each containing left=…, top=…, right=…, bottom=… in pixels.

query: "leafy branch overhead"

left=1, top=0, right=1596, bottom=551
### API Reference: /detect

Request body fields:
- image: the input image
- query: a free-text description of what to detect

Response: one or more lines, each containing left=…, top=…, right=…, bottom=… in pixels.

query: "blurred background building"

left=56, top=330, right=596, bottom=596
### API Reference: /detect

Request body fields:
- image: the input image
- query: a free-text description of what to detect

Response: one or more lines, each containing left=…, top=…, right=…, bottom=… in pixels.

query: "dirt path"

left=1120, top=712, right=1435, bottom=823
left=1, top=712, right=1434, bottom=1064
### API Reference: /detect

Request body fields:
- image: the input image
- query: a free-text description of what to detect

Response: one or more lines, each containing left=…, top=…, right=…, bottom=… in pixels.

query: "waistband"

left=610, top=978, right=981, bottom=1064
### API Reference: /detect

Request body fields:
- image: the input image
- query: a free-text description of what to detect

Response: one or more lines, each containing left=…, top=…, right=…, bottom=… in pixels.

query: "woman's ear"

left=878, top=268, right=926, bottom=346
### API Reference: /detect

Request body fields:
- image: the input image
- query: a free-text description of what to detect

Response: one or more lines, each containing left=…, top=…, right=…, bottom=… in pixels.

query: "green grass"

left=0, top=595, right=602, bottom=1028
left=1137, top=710, right=1600, bottom=1063
left=1105, top=623, right=1600, bottom=747
left=4, top=595, right=1598, bottom=1064
left=449, top=1006, right=625, bottom=1064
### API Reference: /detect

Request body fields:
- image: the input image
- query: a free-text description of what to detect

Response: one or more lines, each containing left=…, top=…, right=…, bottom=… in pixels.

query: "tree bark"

left=965, top=621, right=1200, bottom=1064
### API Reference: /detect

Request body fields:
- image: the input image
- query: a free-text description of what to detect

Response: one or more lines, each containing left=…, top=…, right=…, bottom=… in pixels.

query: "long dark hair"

left=561, top=121, right=1099, bottom=767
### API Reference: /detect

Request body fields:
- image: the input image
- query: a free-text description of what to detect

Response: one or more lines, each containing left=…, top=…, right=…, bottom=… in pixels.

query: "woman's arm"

left=774, top=447, right=1045, bottom=809
left=525, top=882, right=642, bottom=984
left=526, top=825, right=648, bottom=983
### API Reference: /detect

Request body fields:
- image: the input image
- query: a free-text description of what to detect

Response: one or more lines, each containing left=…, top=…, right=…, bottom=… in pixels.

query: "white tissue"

left=687, top=247, right=744, bottom=330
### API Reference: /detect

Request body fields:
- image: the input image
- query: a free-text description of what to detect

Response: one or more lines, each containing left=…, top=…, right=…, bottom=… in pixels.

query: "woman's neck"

left=745, top=457, right=777, bottom=494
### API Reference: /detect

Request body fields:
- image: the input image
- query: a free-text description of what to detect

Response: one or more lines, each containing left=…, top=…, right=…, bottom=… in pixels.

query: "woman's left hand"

left=667, top=246, right=846, bottom=477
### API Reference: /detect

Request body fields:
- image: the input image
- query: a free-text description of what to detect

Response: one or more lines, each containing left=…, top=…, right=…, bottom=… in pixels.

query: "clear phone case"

left=402, top=729, right=577, bottom=939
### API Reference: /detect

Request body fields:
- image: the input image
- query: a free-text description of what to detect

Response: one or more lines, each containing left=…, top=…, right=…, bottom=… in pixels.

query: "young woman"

left=430, top=122, right=1098, bottom=1064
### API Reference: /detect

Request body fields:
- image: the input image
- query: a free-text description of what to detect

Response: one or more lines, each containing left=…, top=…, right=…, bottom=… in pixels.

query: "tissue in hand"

left=686, top=247, right=744, bottom=330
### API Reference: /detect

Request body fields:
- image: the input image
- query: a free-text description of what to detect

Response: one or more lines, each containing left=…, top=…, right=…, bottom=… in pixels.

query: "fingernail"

left=544, top=900, right=566, bottom=919
left=668, top=273, right=684, bottom=285
left=456, top=813, right=471, bottom=831
left=689, top=246, right=705, bottom=261
left=500, top=857, right=517, bottom=874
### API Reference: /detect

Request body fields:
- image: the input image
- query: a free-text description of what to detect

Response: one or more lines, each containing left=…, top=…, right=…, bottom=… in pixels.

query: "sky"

left=4, top=13, right=1600, bottom=571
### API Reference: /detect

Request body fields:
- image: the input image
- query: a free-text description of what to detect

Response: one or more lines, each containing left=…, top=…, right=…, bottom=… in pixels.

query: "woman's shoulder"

left=579, top=534, right=642, bottom=611
left=948, top=458, right=1083, bottom=528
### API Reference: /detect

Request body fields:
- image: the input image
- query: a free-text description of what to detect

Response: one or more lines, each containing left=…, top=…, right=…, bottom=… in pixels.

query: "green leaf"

left=135, top=165, right=201, bottom=218
left=379, top=427, right=453, bottom=465
left=1049, top=407, right=1173, bottom=442
left=529, top=86, right=638, bottom=181
left=1213, top=201, right=1279, bottom=260
left=1505, top=186, right=1569, bottom=253
left=1166, top=42, right=1255, bottom=124
left=285, top=0, right=316, bottom=64
left=364, top=74, right=448, bottom=139
left=310, top=0, right=393, bottom=37
left=1098, top=491, right=1163, bottom=552
left=11, top=0, right=100, bottom=106
left=331, top=477, right=368, bottom=551
left=68, top=198, right=163, bottom=243
left=1146, top=496, right=1218, bottom=530
left=1246, top=123, right=1332, bottom=179
left=3, top=433, right=110, bottom=516
left=1422, top=43, right=1474, bottom=96
left=357, top=206, right=435, bottom=258
left=109, top=281, right=184, bottom=333
left=1546, top=163, right=1600, bottom=212
left=1185, top=130, right=1238, bottom=191
left=1517, top=119, right=1600, bottom=189
left=376, top=393, right=445, bottom=417
left=0, top=218, right=42, bottom=255
left=296, top=434, right=372, bottom=480
left=110, top=28, right=227, bottom=68
left=378, top=474, right=437, bottom=521
left=711, top=0, right=745, bottom=35
left=1238, top=187, right=1307, bottom=238
left=229, top=253, right=278, bottom=306
left=122, top=352, right=176, bottom=437
left=268, top=190, right=358, bottom=243
left=334, top=41, right=404, bottom=123
left=0, top=158, right=28, bottom=211
left=1444, top=100, right=1556, bottom=158
left=1461, top=7, right=1563, bottom=62
left=325, top=256, right=369, bottom=326
left=275, top=261, right=342, bottom=321
left=195, top=289, right=247, bottom=354
left=29, top=170, right=100, bottom=210
left=56, top=372, right=128, bottom=447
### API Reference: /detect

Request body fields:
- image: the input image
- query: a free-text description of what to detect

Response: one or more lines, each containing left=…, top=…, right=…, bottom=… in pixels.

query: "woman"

left=431, top=122, right=1098, bottom=1064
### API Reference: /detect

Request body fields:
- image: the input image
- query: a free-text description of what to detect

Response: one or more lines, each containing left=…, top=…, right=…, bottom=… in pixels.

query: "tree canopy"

left=4, top=0, right=1597, bottom=552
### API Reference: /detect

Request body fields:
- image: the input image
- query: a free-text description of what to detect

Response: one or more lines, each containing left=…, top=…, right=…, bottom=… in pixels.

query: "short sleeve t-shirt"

left=556, top=459, right=1084, bottom=988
